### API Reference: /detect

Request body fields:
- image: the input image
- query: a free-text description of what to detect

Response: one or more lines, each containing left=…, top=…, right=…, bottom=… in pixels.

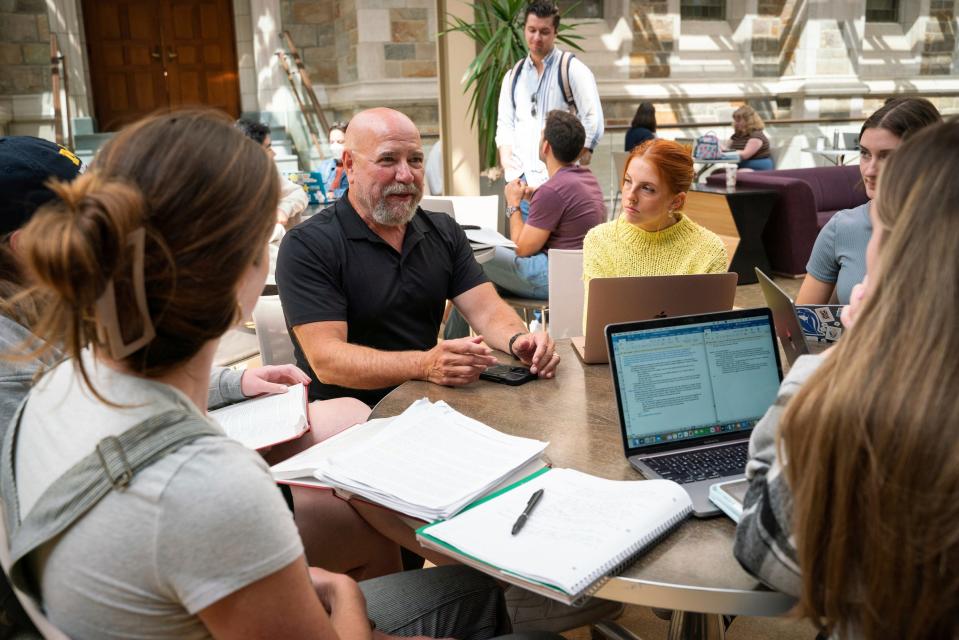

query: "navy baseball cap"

left=0, top=136, right=83, bottom=236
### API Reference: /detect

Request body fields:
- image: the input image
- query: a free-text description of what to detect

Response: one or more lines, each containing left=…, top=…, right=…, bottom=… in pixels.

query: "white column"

left=436, top=0, right=480, bottom=196
left=249, top=0, right=293, bottom=118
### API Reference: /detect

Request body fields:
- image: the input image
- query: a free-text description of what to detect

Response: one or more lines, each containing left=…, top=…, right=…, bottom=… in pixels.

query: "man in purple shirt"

left=489, top=109, right=606, bottom=299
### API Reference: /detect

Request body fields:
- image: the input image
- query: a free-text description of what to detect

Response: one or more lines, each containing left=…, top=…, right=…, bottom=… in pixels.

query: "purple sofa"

left=706, top=165, right=868, bottom=276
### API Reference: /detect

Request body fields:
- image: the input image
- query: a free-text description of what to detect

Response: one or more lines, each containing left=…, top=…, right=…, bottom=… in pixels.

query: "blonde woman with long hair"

left=734, top=119, right=959, bottom=639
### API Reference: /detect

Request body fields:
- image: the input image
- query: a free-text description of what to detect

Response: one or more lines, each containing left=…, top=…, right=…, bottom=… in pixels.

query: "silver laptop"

left=755, top=268, right=809, bottom=367
left=572, top=273, right=738, bottom=364
left=755, top=268, right=840, bottom=367
left=606, top=309, right=783, bottom=517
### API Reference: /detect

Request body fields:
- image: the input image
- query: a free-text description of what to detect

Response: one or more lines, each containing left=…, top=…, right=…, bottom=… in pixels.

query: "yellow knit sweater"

left=582, top=214, right=729, bottom=320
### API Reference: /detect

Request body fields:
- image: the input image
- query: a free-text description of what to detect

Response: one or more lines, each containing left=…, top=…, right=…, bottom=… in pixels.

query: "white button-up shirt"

left=495, top=47, right=604, bottom=188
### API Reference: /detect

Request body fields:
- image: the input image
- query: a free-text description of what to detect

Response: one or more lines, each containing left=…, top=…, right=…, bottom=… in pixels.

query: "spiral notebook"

left=417, top=467, right=692, bottom=604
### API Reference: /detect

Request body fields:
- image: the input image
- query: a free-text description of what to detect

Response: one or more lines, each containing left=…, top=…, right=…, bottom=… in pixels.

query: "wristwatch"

left=508, top=332, right=526, bottom=359
left=505, top=204, right=521, bottom=222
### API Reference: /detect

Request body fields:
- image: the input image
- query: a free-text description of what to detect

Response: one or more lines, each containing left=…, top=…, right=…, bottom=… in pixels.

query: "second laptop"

left=572, top=273, right=738, bottom=364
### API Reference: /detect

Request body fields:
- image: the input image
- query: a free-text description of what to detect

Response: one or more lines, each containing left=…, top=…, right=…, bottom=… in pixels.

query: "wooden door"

left=83, top=0, right=167, bottom=131
left=162, top=0, right=240, bottom=115
left=83, top=0, right=240, bottom=131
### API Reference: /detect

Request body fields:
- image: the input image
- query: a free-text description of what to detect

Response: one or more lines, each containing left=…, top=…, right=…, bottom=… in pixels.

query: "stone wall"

left=281, top=0, right=343, bottom=84
left=0, top=0, right=50, bottom=96
left=282, top=0, right=437, bottom=86
left=629, top=0, right=673, bottom=78
left=922, top=0, right=957, bottom=75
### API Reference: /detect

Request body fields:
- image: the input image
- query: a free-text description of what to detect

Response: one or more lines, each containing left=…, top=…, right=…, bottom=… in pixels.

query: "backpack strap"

left=1, top=402, right=222, bottom=600
left=508, top=58, right=525, bottom=113
left=556, top=51, right=577, bottom=115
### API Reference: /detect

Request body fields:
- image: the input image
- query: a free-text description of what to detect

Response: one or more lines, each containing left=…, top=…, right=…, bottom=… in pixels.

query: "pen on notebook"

left=511, top=488, right=544, bottom=535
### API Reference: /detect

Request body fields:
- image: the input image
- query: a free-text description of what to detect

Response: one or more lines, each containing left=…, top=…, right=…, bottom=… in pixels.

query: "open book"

left=307, top=399, right=549, bottom=522
left=209, top=383, right=309, bottom=451
left=418, top=467, right=692, bottom=604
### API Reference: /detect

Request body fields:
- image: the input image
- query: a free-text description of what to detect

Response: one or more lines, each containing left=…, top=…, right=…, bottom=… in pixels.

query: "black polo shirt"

left=275, top=194, right=488, bottom=406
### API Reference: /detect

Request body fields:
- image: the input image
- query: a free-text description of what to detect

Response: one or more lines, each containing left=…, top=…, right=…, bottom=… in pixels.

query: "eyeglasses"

left=531, top=94, right=538, bottom=118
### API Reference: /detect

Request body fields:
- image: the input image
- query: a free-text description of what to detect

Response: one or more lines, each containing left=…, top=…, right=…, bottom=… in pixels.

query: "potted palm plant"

left=445, top=0, right=583, bottom=173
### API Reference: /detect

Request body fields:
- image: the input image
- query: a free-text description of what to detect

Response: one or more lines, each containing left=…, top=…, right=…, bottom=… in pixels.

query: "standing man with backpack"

left=495, top=0, right=604, bottom=191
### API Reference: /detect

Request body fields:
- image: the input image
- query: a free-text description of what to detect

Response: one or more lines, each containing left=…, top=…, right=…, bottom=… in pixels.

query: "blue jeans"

left=738, top=157, right=774, bottom=171
left=443, top=247, right=548, bottom=339
left=482, top=246, right=549, bottom=300
left=360, top=565, right=563, bottom=639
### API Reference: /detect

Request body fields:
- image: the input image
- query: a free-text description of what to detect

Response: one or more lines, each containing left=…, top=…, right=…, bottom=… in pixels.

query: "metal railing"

left=276, top=31, right=330, bottom=160
left=50, top=33, right=72, bottom=149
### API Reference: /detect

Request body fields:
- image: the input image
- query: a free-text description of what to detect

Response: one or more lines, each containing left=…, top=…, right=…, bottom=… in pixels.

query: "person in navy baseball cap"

left=0, top=136, right=83, bottom=236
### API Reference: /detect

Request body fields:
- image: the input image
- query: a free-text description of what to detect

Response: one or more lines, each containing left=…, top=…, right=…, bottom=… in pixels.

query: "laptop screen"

left=608, top=311, right=782, bottom=452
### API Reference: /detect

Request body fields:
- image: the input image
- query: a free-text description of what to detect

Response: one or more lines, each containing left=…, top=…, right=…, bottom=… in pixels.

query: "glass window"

left=866, top=0, right=899, bottom=22
left=556, top=0, right=603, bottom=19
left=680, top=0, right=726, bottom=20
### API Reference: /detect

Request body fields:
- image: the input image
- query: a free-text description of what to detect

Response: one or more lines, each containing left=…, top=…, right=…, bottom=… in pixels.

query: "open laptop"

left=572, top=273, right=738, bottom=364
left=606, top=309, right=783, bottom=517
left=755, top=269, right=809, bottom=367
left=755, top=268, right=841, bottom=366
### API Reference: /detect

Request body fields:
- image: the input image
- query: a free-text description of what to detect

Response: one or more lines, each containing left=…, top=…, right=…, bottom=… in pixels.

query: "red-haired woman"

left=582, top=139, right=727, bottom=315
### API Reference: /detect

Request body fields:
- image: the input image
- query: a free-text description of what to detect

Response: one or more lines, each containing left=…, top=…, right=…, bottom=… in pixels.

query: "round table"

left=370, top=340, right=795, bottom=639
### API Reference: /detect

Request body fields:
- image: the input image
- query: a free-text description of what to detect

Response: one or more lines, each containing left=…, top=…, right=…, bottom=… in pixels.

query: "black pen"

left=511, top=488, right=544, bottom=535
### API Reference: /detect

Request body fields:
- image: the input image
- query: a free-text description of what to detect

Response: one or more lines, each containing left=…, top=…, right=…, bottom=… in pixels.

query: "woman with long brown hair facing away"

left=735, top=119, right=959, bottom=639
left=0, top=110, right=528, bottom=639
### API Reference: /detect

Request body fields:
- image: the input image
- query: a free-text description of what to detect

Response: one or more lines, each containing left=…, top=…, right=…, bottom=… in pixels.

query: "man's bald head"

left=344, top=108, right=425, bottom=227
left=344, top=108, right=421, bottom=154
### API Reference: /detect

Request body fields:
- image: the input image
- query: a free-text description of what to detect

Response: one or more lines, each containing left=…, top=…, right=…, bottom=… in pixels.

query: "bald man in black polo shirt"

left=276, top=108, right=559, bottom=407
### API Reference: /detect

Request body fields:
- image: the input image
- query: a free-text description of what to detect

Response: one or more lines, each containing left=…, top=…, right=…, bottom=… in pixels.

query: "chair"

left=610, top=151, right=629, bottom=219
left=705, top=165, right=867, bottom=275
left=502, top=295, right=549, bottom=332
left=252, top=295, right=296, bottom=366
left=420, top=195, right=500, bottom=229
left=419, top=196, right=455, bottom=218
left=547, top=249, right=584, bottom=339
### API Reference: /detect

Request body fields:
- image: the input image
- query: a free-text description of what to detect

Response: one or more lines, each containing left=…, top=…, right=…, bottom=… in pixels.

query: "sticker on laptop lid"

left=796, top=305, right=843, bottom=343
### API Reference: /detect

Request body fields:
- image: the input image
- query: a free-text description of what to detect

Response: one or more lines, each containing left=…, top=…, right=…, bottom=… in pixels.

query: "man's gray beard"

left=370, top=184, right=421, bottom=226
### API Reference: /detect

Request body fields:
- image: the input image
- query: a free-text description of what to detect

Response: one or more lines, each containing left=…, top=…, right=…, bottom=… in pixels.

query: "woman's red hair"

left=624, top=139, right=695, bottom=195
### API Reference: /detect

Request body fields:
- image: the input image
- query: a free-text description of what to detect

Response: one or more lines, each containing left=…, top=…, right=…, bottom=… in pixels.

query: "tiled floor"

left=562, top=273, right=814, bottom=640
left=562, top=606, right=819, bottom=640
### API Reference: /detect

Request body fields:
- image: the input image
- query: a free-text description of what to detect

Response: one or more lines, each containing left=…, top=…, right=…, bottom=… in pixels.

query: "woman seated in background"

left=624, top=102, right=656, bottom=152
left=1, top=110, right=521, bottom=639
left=583, top=139, right=727, bottom=322
left=725, top=105, right=774, bottom=171
left=735, top=119, right=959, bottom=640
left=796, top=96, right=941, bottom=305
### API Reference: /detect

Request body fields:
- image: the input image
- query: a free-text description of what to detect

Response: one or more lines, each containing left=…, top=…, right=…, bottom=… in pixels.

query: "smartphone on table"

left=479, top=364, right=537, bottom=386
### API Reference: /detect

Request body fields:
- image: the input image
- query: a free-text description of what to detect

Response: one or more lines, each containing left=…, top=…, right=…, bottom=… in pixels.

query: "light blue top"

left=805, top=201, right=871, bottom=305
left=317, top=157, right=348, bottom=198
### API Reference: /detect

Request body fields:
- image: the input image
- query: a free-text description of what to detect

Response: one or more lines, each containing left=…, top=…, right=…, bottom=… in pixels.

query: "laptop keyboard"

left=643, top=442, right=748, bottom=484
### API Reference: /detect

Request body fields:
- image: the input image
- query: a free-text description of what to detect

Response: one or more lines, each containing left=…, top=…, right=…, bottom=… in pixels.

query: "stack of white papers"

left=314, top=399, right=548, bottom=521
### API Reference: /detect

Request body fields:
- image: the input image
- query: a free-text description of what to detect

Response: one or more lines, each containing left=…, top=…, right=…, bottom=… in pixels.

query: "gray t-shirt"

left=805, top=202, right=871, bottom=305
left=15, top=354, right=303, bottom=639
